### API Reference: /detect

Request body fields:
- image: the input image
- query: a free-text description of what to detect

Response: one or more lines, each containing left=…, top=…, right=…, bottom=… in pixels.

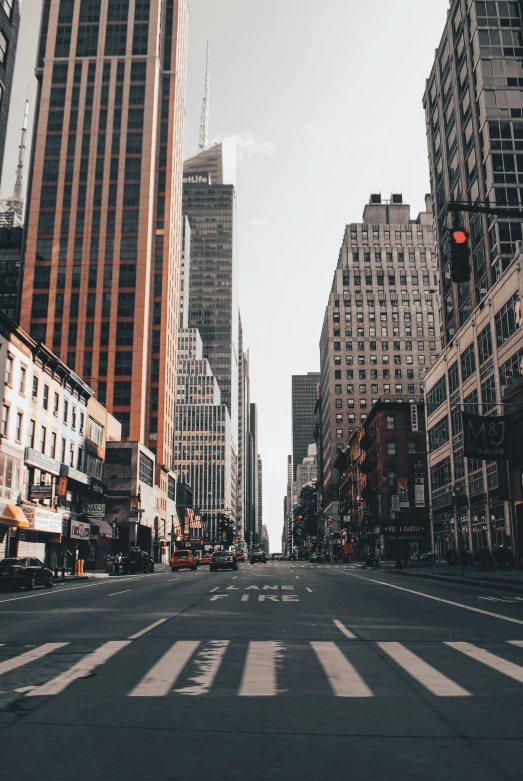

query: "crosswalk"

left=1, top=637, right=523, bottom=701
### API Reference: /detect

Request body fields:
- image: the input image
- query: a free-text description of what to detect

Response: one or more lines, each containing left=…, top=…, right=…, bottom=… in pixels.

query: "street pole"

left=453, top=484, right=465, bottom=578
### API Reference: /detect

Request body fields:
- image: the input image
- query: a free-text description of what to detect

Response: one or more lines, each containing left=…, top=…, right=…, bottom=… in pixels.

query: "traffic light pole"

left=446, top=201, right=523, bottom=219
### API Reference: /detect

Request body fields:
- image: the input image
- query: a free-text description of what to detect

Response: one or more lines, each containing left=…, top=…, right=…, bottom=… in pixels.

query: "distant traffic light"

left=449, top=227, right=471, bottom=283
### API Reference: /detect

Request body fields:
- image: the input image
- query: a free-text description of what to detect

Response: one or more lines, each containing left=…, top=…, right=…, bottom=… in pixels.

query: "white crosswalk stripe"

left=1, top=638, right=523, bottom=700
left=129, top=641, right=200, bottom=697
left=28, top=641, right=131, bottom=696
left=0, top=643, right=68, bottom=676
left=239, top=641, right=281, bottom=696
left=446, top=641, right=523, bottom=684
left=378, top=642, right=471, bottom=697
left=311, top=642, right=373, bottom=697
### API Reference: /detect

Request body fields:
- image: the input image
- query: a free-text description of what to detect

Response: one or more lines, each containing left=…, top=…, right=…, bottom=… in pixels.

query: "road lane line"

left=509, top=641, right=523, bottom=649
left=209, top=586, right=220, bottom=593
left=0, top=573, right=170, bottom=605
left=28, top=641, right=130, bottom=696
left=345, top=572, right=523, bottom=626
left=174, top=641, right=229, bottom=695
left=128, top=618, right=170, bottom=639
left=295, top=576, right=299, bottom=579
left=238, top=641, right=278, bottom=696
left=378, top=642, right=470, bottom=697
left=311, top=642, right=372, bottom=697
left=129, top=641, right=200, bottom=697
left=446, top=642, right=523, bottom=683
left=306, top=587, right=313, bottom=593
left=333, top=619, right=356, bottom=639
left=108, top=590, right=131, bottom=597
left=0, top=643, right=68, bottom=675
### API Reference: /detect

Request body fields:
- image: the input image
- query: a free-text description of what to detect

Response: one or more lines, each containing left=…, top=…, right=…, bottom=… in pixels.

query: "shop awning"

left=0, top=504, right=29, bottom=528
left=92, top=519, right=113, bottom=537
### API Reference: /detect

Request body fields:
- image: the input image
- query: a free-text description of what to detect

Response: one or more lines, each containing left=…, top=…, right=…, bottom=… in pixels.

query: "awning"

left=92, top=519, right=113, bottom=537
left=0, top=504, right=29, bottom=528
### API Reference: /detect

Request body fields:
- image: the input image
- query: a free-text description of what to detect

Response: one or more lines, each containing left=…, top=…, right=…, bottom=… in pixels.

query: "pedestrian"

left=479, top=544, right=491, bottom=570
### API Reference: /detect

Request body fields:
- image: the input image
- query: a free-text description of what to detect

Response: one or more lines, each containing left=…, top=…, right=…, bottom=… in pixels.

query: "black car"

left=0, top=557, right=54, bottom=590
left=250, top=550, right=266, bottom=564
left=210, top=550, right=238, bottom=572
left=122, top=548, right=154, bottom=574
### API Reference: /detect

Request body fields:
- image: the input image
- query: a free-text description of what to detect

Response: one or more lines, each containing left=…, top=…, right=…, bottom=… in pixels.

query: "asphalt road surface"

left=1, top=561, right=523, bottom=781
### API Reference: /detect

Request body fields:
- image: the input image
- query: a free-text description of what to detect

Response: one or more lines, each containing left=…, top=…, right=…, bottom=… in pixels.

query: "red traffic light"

left=452, top=229, right=468, bottom=245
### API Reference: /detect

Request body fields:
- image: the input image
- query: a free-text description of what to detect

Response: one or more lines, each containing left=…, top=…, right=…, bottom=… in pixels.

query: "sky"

left=2, top=0, right=450, bottom=552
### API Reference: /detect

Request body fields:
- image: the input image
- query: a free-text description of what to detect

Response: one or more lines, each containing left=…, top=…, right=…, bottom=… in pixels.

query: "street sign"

left=391, top=495, right=400, bottom=513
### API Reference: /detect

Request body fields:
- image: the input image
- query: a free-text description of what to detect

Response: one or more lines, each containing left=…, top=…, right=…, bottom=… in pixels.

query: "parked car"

left=411, top=552, right=434, bottom=564
left=0, top=557, right=53, bottom=590
left=210, top=550, right=238, bottom=572
left=250, top=549, right=266, bottom=564
left=171, top=549, right=197, bottom=572
left=122, top=548, right=154, bottom=574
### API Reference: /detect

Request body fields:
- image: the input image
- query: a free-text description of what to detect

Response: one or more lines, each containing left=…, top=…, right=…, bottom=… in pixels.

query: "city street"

left=1, top=562, right=523, bottom=780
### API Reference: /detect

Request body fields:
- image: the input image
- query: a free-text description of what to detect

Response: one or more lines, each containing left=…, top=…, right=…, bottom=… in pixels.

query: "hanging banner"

left=414, top=477, right=425, bottom=507
left=462, top=412, right=509, bottom=460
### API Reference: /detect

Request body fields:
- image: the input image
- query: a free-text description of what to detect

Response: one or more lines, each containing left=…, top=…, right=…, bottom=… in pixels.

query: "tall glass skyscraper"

left=20, top=0, right=188, bottom=471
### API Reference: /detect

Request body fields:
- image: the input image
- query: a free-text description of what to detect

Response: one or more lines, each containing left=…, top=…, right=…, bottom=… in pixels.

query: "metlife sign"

left=183, top=172, right=209, bottom=185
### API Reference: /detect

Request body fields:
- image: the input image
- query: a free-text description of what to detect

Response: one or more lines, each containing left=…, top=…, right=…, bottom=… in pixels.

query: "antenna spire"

left=12, top=96, right=29, bottom=211
left=198, top=42, right=210, bottom=153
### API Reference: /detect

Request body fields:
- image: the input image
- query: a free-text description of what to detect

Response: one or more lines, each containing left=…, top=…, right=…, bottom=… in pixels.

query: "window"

left=495, top=293, right=521, bottom=347
left=336, top=428, right=344, bottom=440
left=5, top=354, right=13, bottom=385
left=71, top=406, right=77, bottom=430
left=19, top=366, right=26, bottom=395
left=386, top=415, right=395, bottom=430
left=428, top=416, right=449, bottom=452
left=28, top=419, right=35, bottom=449
left=40, top=426, right=46, bottom=454
left=43, top=385, right=49, bottom=410
left=54, top=392, right=59, bottom=416
left=448, top=361, right=459, bottom=394
left=139, top=451, right=154, bottom=487
left=61, top=438, right=66, bottom=463
left=1, top=404, right=8, bottom=436
left=407, top=440, right=416, bottom=455
left=386, top=441, right=396, bottom=456
left=113, top=381, right=131, bottom=406
left=426, top=375, right=446, bottom=415
left=63, top=399, right=68, bottom=424
left=15, top=411, right=22, bottom=441
left=70, top=441, right=75, bottom=467
left=460, top=342, right=476, bottom=382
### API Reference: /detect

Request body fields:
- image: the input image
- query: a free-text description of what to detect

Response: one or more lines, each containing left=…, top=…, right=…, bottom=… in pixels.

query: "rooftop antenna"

left=0, top=93, right=29, bottom=226
left=198, top=42, right=210, bottom=152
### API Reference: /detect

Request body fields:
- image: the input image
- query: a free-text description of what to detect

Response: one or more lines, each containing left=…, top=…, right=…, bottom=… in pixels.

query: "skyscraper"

left=0, top=0, right=20, bottom=185
left=257, top=454, right=263, bottom=542
left=292, top=372, right=320, bottom=479
left=318, top=194, right=440, bottom=519
left=424, top=0, right=523, bottom=344
left=182, top=142, right=238, bottom=425
left=20, top=0, right=189, bottom=473
left=236, top=315, right=250, bottom=543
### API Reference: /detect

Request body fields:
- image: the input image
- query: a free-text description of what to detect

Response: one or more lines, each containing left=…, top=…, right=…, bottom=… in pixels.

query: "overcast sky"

left=3, top=0, right=450, bottom=551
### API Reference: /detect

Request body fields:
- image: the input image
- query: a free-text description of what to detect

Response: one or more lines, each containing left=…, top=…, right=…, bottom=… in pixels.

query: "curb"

left=52, top=576, right=90, bottom=583
left=387, top=568, right=523, bottom=595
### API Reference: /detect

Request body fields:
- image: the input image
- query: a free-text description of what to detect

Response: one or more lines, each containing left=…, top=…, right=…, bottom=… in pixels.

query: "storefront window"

left=0, top=452, right=21, bottom=501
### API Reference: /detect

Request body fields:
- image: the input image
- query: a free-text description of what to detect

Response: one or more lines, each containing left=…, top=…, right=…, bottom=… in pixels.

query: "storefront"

left=20, top=503, right=63, bottom=567
left=0, top=501, right=29, bottom=558
left=380, top=522, right=430, bottom=560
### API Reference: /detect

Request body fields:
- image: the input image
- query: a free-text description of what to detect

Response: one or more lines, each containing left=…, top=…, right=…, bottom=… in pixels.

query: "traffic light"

left=449, top=227, right=471, bottom=283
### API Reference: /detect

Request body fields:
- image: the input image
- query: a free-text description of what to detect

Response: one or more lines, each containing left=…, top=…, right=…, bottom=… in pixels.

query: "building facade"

left=257, top=453, right=262, bottom=542
left=0, top=224, right=23, bottom=320
left=425, top=250, right=523, bottom=562
left=359, top=398, right=430, bottom=561
left=173, top=327, right=235, bottom=544
left=20, top=0, right=188, bottom=475
left=182, top=142, right=238, bottom=426
left=318, top=194, right=440, bottom=522
left=0, top=0, right=20, bottom=184
left=1, top=310, right=121, bottom=568
left=424, top=0, right=523, bottom=344
left=294, top=443, right=317, bottom=501
left=236, top=316, right=249, bottom=545
left=292, top=372, right=320, bottom=480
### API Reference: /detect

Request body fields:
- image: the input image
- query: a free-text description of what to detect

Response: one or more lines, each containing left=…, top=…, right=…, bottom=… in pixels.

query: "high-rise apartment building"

left=174, top=328, right=235, bottom=541
left=245, top=401, right=258, bottom=547
left=236, top=315, right=250, bottom=543
left=182, top=142, right=238, bottom=425
left=0, top=0, right=20, bottom=185
left=292, top=372, right=320, bottom=479
left=20, top=0, right=189, bottom=473
left=424, top=0, right=523, bottom=344
left=318, top=194, right=440, bottom=517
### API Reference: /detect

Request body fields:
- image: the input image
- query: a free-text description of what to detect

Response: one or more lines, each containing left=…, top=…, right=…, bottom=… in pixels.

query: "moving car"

left=250, top=549, right=266, bottom=564
left=236, top=552, right=245, bottom=562
left=0, top=557, right=53, bottom=590
left=309, top=553, right=322, bottom=563
left=210, top=550, right=238, bottom=572
left=171, top=549, right=197, bottom=571
left=199, top=552, right=213, bottom=565
left=122, top=548, right=154, bottom=574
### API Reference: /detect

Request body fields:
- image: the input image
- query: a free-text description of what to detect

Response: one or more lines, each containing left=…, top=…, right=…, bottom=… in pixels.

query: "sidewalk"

left=378, top=561, right=523, bottom=594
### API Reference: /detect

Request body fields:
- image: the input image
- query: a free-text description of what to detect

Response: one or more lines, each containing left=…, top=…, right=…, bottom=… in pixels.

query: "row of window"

left=1, top=404, right=83, bottom=469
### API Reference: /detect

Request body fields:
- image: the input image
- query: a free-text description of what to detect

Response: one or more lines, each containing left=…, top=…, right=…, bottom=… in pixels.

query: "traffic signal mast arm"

left=446, top=200, right=523, bottom=218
